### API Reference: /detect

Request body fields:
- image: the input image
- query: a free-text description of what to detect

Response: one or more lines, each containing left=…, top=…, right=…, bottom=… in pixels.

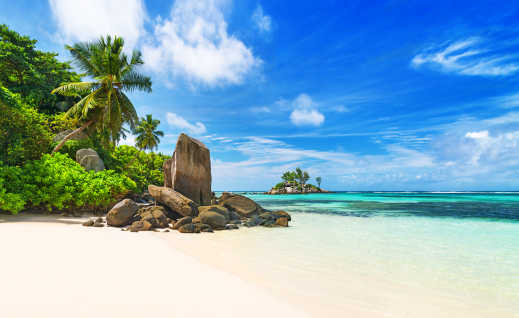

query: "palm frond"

left=51, top=81, right=97, bottom=97
left=120, top=71, right=152, bottom=92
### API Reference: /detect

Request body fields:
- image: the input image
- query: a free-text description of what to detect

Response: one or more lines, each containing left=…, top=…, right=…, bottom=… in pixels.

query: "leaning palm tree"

left=51, top=35, right=152, bottom=153
left=134, top=114, right=164, bottom=151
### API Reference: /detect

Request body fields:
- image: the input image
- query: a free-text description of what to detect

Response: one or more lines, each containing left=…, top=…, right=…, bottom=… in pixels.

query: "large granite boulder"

left=172, top=216, right=192, bottom=230
left=219, top=193, right=263, bottom=217
left=106, top=199, right=139, bottom=227
left=199, top=211, right=226, bottom=228
left=163, top=133, right=212, bottom=205
left=76, top=148, right=105, bottom=172
left=198, top=205, right=230, bottom=221
left=148, top=185, right=198, bottom=217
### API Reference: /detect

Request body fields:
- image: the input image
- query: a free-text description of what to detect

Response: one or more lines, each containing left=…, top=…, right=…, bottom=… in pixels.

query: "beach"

left=2, top=192, right=519, bottom=318
left=0, top=214, right=307, bottom=318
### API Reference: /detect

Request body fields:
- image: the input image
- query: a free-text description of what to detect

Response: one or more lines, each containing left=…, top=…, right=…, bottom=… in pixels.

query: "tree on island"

left=51, top=35, right=152, bottom=153
left=316, top=176, right=322, bottom=189
left=295, top=167, right=310, bottom=187
left=282, top=171, right=296, bottom=182
left=134, top=114, right=164, bottom=152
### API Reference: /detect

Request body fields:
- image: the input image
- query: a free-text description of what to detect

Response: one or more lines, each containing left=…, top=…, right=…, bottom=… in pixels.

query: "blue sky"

left=2, top=0, right=519, bottom=190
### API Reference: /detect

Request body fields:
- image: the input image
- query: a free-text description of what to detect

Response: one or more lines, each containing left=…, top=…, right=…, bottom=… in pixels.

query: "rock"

left=229, top=219, right=241, bottom=225
left=192, top=216, right=201, bottom=224
left=129, top=220, right=152, bottom=232
left=93, top=222, right=104, bottom=227
left=244, top=216, right=262, bottom=227
left=135, top=206, right=169, bottom=228
left=148, top=185, right=199, bottom=217
left=218, top=193, right=263, bottom=217
left=198, top=205, right=230, bottom=221
left=225, top=224, right=239, bottom=230
left=163, top=133, right=212, bottom=205
left=194, top=223, right=213, bottom=232
left=199, top=211, right=226, bottom=228
left=52, top=129, right=88, bottom=143
left=82, top=219, right=94, bottom=226
left=163, top=229, right=170, bottom=232
left=95, top=217, right=104, bottom=223
left=229, top=211, right=241, bottom=221
left=172, top=216, right=192, bottom=230
left=106, top=199, right=139, bottom=227
left=178, top=223, right=200, bottom=233
left=76, top=148, right=105, bottom=172
left=273, top=210, right=291, bottom=221
left=259, top=212, right=276, bottom=221
left=276, top=217, right=289, bottom=227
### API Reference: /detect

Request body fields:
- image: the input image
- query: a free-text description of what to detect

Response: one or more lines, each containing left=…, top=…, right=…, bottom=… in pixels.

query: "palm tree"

left=134, top=114, right=164, bottom=151
left=316, top=176, right=322, bottom=189
left=51, top=35, right=152, bottom=153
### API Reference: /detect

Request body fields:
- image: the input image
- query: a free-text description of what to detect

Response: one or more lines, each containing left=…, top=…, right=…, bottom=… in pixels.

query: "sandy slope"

left=0, top=214, right=308, bottom=318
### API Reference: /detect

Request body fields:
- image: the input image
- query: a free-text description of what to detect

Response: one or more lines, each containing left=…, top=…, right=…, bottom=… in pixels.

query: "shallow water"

left=190, top=192, right=519, bottom=317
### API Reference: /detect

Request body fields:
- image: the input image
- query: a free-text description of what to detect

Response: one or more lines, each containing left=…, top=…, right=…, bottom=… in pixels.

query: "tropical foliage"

left=134, top=114, right=164, bottom=151
left=107, top=145, right=169, bottom=193
left=0, top=26, right=167, bottom=215
left=51, top=35, right=152, bottom=153
left=0, top=153, right=136, bottom=214
left=0, top=25, right=81, bottom=113
left=0, top=86, right=53, bottom=165
left=277, top=167, right=314, bottom=189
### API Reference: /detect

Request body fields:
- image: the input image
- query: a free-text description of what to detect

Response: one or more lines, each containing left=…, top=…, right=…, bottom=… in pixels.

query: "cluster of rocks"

left=83, top=133, right=292, bottom=233
left=83, top=191, right=291, bottom=233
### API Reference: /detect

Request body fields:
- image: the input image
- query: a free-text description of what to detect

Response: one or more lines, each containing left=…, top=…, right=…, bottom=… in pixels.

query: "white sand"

left=0, top=215, right=309, bottom=318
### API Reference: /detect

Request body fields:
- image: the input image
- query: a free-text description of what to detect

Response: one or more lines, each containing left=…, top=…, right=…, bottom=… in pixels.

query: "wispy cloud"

left=252, top=4, right=272, bottom=34
left=142, top=0, right=262, bottom=86
left=166, top=112, right=207, bottom=135
left=49, top=0, right=146, bottom=50
left=411, top=37, right=519, bottom=76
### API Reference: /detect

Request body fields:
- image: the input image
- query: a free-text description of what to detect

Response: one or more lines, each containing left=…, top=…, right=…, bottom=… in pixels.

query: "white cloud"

left=166, top=112, right=207, bottom=135
left=252, top=5, right=272, bottom=33
left=142, top=0, right=262, bottom=86
left=48, top=0, right=146, bottom=50
left=411, top=37, right=519, bottom=76
left=465, top=130, right=489, bottom=139
left=289, top=94, right=325, bottom=126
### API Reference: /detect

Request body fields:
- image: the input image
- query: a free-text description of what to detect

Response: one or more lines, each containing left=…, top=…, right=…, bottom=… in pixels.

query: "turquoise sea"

left=218, top=192, right=519, bottom=317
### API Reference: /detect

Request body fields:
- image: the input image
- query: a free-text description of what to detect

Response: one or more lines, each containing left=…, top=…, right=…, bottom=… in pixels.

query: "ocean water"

left=167, top=192, right=519, bottom=317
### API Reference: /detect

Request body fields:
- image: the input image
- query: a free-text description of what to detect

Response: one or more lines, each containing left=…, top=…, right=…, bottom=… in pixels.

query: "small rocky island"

left=266, top=168, right=329, bottom=194
left=83, top=133, right=291, bottom=232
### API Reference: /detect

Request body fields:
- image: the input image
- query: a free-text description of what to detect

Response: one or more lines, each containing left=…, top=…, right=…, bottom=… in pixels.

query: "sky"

left=2, top=0, right=519, bottom=191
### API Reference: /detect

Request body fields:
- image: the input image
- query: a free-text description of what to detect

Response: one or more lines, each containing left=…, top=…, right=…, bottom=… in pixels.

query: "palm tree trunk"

left=52, top=120, right=94, bottom=154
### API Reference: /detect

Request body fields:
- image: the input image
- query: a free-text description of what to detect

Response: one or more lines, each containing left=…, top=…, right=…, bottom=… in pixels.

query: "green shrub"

left=0, top=91, right=53, bottom=165
left=274, top=182, right=286, bottom=189
left=107, top=145, right=169, bottom=193
left=0, top=153, right=136, bottom=214
left=56, top=139, right=95, bottom=161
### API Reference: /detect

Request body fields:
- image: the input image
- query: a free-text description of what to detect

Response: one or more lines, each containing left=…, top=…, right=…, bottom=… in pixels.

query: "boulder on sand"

left=163, top=133, right=212, bottom=205
left=106, top=199, right=139, bottom=227
left=148, top=185, right=198, bottom=217
left=135, top=205, right=169, bottom=228
left=172, top=216, right=192, bottom=230
left=76, top=148, right=105, bottom=172
left=199, top=211, right=226, bottom=228
left=198, top=205, right=230, bottom=221
left=129, top=220, right=152, bottom=232
left=218, top=193, right=263, bottom=217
